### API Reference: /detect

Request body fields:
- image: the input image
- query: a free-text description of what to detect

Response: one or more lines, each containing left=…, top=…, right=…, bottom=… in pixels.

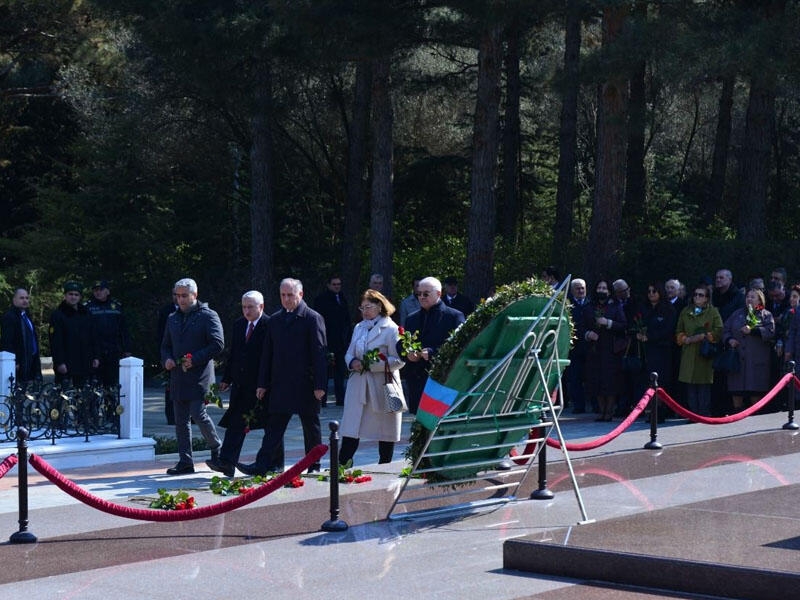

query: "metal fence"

left=0, top=378, right=122, bottom=444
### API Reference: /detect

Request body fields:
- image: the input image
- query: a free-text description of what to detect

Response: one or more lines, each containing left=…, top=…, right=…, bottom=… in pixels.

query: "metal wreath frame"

left=387, top=277, right=590, bottom=523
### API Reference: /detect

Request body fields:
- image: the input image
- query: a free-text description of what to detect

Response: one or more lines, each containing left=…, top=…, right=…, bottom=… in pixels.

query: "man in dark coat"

left=313, top=275, right=351, bottom=406
left=157, top=288, right=178, bottom=425
left=239, top=278, right=328, bottom=476
left=85, top=279, right=132, bottom=387
left=442, top=276, right=476, bottom=317
left=566, top=278, right=590, bottom=413
left=402, top=276, right=466, bottom=414
left=160, top=278, right=223, bottom=475
left=206, top=290, right=281, bottom=477
left=0, top=288, right=42, bottom=384
left=49, top=281, right=96, bottom=388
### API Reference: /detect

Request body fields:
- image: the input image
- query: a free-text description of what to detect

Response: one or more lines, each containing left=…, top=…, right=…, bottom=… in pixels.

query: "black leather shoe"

left=206, top=458, right=234, bottom=477
left=307, top=463, right=321, bottom=474
left=237, top=462, right=267, bottom=477
left=166, top=463, right=194, bottom=476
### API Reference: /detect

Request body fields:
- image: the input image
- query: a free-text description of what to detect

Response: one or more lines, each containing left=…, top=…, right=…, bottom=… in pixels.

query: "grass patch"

left=147, top=434, right=210, bottom=455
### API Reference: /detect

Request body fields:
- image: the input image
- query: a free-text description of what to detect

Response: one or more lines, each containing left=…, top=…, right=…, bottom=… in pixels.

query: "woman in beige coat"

left=339, top=289, right=405, bottom=465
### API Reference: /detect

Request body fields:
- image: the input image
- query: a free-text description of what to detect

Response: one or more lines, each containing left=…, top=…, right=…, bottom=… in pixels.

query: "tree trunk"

left=623, top=3, right=647, bottom=239
left=552, top=0, right=582, bottom=269
left=249, top=61, right=275, bottom=297
left=465, top=22, right=503, bottom=302
left=707, top=75, right=734, bottom=222
left=340, top=61, right=371, bottom=308
left=737, top=74, right=774, bottom=241
left=584, top=7, right=628, bottom=285
left=736, top=0, right=784, bottom=241
left=370, top=57, right=394, bottom=300
left=501, top=21, right=521, bottom=244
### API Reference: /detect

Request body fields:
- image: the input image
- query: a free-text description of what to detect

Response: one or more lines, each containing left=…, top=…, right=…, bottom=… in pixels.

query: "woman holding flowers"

left=675, top=284, right=723, bottom=417
left=722, top=288, right=775, bottom=412
left=339, top=289, right=405, bottom=466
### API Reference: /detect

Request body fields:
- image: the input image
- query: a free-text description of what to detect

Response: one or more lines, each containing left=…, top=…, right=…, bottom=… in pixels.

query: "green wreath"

left=404, top=277, right=573, bottom=480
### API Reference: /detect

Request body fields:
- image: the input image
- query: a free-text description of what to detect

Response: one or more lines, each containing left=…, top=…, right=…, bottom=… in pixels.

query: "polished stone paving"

left=0, top=387, right=798, bottom=599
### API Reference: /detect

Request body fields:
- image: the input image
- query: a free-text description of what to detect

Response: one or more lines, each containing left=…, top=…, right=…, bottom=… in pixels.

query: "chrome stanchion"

left=530, top=426, right=554, bottom=500
left=10, top=427, right=37, bottom=544
left=783, top=361, right=798, bottom=431
left=321, top=421, right=348, bottom=531
left=645, top=372, right=663, bottom=450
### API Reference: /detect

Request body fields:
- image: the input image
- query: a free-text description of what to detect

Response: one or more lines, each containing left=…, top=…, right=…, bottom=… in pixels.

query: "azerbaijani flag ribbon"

left=417, top=378, right=460, bottom=430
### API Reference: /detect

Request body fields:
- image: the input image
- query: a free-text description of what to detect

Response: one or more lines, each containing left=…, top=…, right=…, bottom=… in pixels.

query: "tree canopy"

left=2, top=0, right=800, bottom=365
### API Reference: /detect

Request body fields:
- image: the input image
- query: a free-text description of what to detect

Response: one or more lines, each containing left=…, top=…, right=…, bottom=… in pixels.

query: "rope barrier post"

left=321, top=420, right=348, bottom=532
left=644, top=372, right=663, bottom=450
left=530, top=426, right=554, bottom=500
left=9, top=427, right=37, bottom=544
left=783, top=361, right=799, bottom=431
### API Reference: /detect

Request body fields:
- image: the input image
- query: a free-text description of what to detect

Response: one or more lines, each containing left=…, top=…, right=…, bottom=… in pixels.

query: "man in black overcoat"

left=313, top=275, right=351, bottom=406
left=49, top=281, right=96, bottom=388
left=0, top=288, right=42, bottom=384
left=206, top=290, right=282, bottom=477
left=160, top=278, right=223, bottom=475
left=157, top=289, right=178, bottom=424
left=238, top=278, right=328, bottom=476
left=402, top=276, right=466, bottom=414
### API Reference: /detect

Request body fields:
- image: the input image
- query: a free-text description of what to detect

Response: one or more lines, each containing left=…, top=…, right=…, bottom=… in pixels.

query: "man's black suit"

left=0, top=306, right=42, bottom=383
left=443, top=293, right=475, bottom=317
left=217, top=314, right=283, bottom=468
left=313, top=289, right=351, bottom=405
left=157, top=301, right=178, bottom=424
left=251, top=300, right=327, bottom=472
left=401, top=301, right=465, bottom=414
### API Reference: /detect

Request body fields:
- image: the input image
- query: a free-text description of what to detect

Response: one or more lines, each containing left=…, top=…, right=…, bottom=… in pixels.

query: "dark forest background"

left=2, top=1, right=799, bottom=367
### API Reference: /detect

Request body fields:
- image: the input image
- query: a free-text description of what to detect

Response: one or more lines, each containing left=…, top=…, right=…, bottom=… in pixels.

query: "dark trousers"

left=94, top=354, right=120, bottom=387
left=173, top=396, right=221, bottom=466
left=221, top=426, right=284, bottom=468
left=255, top=412, right=321, bottom=470
left=165, top=387, right=175, bottom=425
left=339, top=436, right=394, bottom=465
left=566, top=354, right=586, bottom=412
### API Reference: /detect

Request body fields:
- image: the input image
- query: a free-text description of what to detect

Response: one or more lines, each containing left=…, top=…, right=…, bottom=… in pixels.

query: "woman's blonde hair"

left=362, top=289, right=395, bottom=316
left=748, top=288, right=766, bottom=308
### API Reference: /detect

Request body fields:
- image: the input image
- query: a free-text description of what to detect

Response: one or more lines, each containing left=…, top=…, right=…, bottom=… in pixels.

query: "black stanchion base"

left=644, top=441, right=663, bottom=450
left=321, top=519, right=349, bottom=532
left=9, top=531, right=37, bottom=544
left=530, top=488, right=555, bottom=500
left=782, top=421, right=799, bottom=431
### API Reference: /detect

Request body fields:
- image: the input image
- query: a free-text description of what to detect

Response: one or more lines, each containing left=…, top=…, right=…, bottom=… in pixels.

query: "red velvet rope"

left=545, top=390, right=653, bottom=451
left=0, top=454, right=18, bottom=478
left=28, top=444, right=328, bottom=522
left=656, top=372, right=795, bottom=425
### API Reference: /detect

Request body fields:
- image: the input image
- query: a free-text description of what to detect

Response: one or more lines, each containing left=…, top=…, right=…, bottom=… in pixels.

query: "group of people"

left=565, top=267, right=798, bottom=420
left=0, top=280, right=131, bottom=390
left=160, top=274, right=469, bottom=477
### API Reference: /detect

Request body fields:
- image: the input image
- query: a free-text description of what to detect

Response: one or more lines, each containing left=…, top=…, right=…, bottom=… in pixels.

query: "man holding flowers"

left=401, top=276, right=465, bottom=414
left=161, top=278, right=224, bottom=475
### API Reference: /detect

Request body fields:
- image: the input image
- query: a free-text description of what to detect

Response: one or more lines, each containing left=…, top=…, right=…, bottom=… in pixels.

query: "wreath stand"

left=387, top=278, right=591, bottom=524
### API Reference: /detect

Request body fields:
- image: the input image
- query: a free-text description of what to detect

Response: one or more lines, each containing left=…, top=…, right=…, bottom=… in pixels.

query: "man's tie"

left=21, top=311, right=37, bottom=355
left=246, top=321, right=254, bottom=342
